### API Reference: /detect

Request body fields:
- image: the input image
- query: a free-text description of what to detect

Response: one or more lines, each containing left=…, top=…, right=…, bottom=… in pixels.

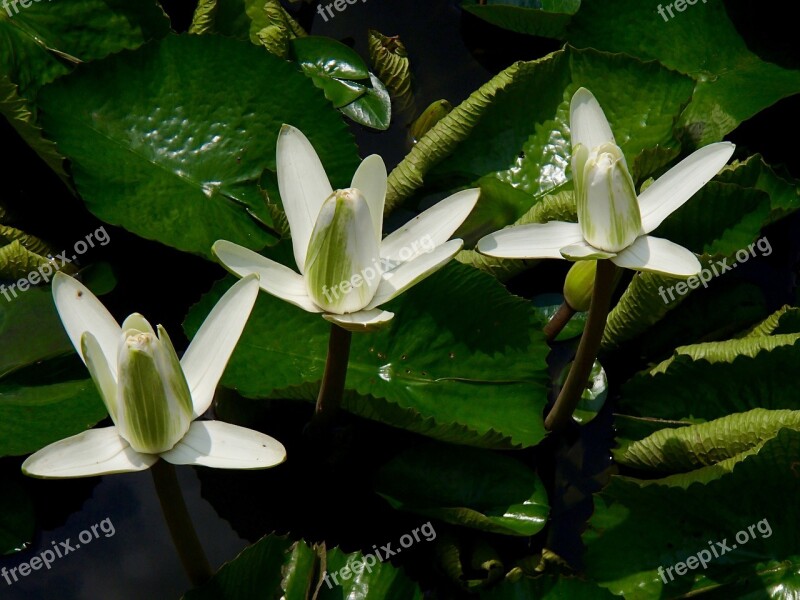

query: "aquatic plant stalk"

left=544, top=259, right=616, bottom=431
left=151, top=459, right=213, bottom=587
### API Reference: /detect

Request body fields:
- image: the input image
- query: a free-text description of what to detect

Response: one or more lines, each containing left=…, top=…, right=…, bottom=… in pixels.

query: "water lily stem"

left=543, top=302, right=577, bottom=342
left=311, top=323, right=353, bottom=430
left=151, top=459, right=213, bottom=588
left=544, top=260, right=616, bottom=432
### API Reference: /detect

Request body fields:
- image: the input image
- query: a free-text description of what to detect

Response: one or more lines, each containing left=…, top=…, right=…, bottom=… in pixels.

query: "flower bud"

left=564, top=260, right=597, bottom=312
left=304, top=188, right=381, bottom=314
left=116, top=316, right=193, bottom=454
left=574, top=142, right=641, bottom=253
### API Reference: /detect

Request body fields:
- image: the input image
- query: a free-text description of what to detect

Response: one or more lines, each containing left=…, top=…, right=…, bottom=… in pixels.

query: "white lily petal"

left=560, top=242, right=617, bottom=260
left=610, top=235, right=701, bottom=276
left=351, top=154, right=387, bottom=242
left=21, top=427, right=157, bottom=479
left=180, top=274, right=261, bottom=417
left=81, top=332, right=119, bottom=424
left=277, top=125, right=334, bottom=273
left=367, top=239, right=462, bottom=309
left=120, top=313, right=155, bottom=335
left=52, top=272, right=121, bottom=377
left=304, top=189, right=381, bottom=314
left=323, top=309, right=395, bottom=332
left=578, top=144, right=641, bottom=252
left=213, top=240, right=322, bottom=313
left=477, top=221, right=583, bottom=259
left=160, top=421, right=286, bottom=469
left=569, top=87, right=616, bottom=150
left=638, top=142, right=735, bottom=234
left=380, top=188, right=480, bottom=264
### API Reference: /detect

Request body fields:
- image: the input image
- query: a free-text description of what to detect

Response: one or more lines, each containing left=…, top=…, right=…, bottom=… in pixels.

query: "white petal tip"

left=323, top=309, right=395, bottom=332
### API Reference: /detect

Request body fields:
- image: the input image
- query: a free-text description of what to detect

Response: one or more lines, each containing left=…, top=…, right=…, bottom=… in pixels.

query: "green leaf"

left=531, top=294, right=586, bottom=341
left=0, top=480, right=34, bottom=555
left=385, top=46, right=693, bottom=213
left=0, top=0, right=168, bottom=177
left=183, top=534, right=423, bottom=599
left=617, top=279, right=768, bottom=360
left=291, top=35, right=370, bottom=81
left=185, top=261, right=550, bottom=448
left=584, top=429, right=800, bottom=598
left=409, top=99, right=452, bottom=143
left=321, top=546, right=424, bottom=599
left=38, top=34, right=360, bottom=258
left=456, top=188, right=575, bottom=278
left=0, top=372, right=106, bottom=457
left=0, top=0, right=169, bottom=102
left=0, top=285, right=72, bottom=378
left=0, top=74, right=65, bottom=178
left=191, top=0, right=305, bottom=47
left=561, top=0, right=800, bottom=145
left=310, top=74, right=367, bottom=109
left=617, top=318, right=800, bottom=425
left=368, top=29, right=414, bottom=114
left=565, top=358, right=606, bottom=425
left=601, top=155, right=798, bottom=349
left=0, top=223, right=51, bottom=255
left=375, top=442, right=549, bottom=536
left=717, top=155, right=800, bottom=224
left=461, top=0, right=581, bottom=38
left=615, top=408, right=800, bottom=474
left=339, top=71, right=392, bottom=131
left=183, top=534, right=295, bottom=599
left=0, top=240, right=54, bottom=280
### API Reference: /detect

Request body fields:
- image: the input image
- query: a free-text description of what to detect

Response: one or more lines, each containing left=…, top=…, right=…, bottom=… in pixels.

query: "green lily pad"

left=618, top=311, right=800, bottom=425
left=0, top=285, right=72, bottom=378
left=601, top=155, right=799, bottom=350
left=584, top=428, right=800, bottom=598
left=461, top=0, right=581, bottom=38
left=191, top=0, right=305, bottom=59
left=531, top=294, right=586, bottom=341
left=37, top=34, right=360, bottom=258
left=185, top=261, right=550, bottom=448
left=0, top=0, right=169, bottom=173
left=183, top=534, right=423, bottom=599
left=339, top=71, right=392, bottom=131
left=0, top=366, right=106, bottom=458
left=290, top=36, right=372, bottom=109
left=0, top=276, right=115, bottom=457
left=462, top=0, right=800, bottom=145
left=560, top=358, right=606, bottom=425
left=563, top=0, right=800, bottom=145
left=386, top=46, right=694, bottom=213
left=375, top=442, right=549, bottom=536
left=291, top=35, right=370, bottom=81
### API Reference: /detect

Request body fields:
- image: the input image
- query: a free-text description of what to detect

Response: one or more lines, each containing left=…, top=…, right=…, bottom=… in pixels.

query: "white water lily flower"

left=213, top=125, right=480, bottom=332
left=477, top=87, right=735, bottom=277
left=22, top=273, right=286, bottom=479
